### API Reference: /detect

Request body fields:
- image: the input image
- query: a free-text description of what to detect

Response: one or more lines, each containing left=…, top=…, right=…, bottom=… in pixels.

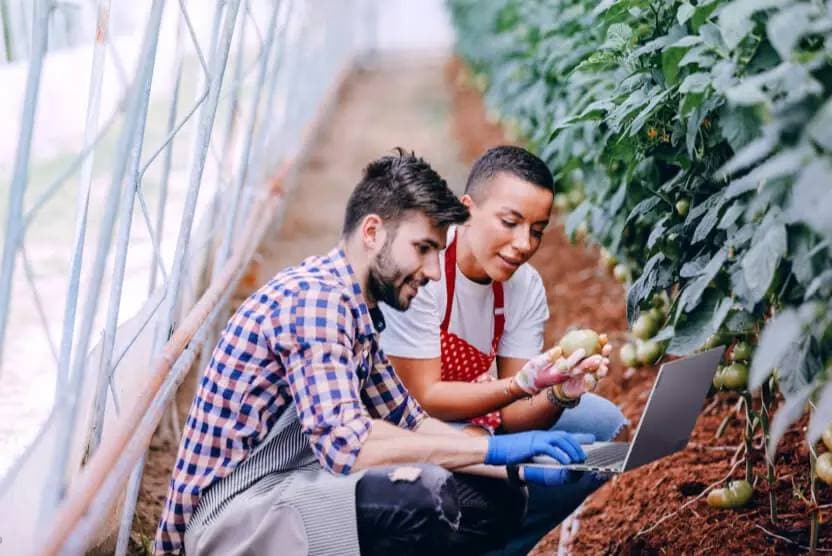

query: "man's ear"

left=359, top=214, right=386, bottom=250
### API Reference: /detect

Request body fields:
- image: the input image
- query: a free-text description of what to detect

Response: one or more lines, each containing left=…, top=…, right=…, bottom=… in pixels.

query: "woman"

left=379, top=145, right=627, bottom=555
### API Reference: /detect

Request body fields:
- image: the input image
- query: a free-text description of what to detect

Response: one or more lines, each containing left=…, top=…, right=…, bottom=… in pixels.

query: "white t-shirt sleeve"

left=379, top=284, right=442, bottom=358
left=497, top=267, right=549, bottom=360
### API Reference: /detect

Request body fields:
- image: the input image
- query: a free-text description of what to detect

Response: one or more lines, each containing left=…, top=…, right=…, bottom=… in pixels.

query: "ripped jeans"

left=356, top=464, right=526, bottom=556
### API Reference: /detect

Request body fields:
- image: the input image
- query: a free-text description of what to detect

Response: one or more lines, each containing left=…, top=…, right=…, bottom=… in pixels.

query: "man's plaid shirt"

left=155, top=246, right=426, bottom=554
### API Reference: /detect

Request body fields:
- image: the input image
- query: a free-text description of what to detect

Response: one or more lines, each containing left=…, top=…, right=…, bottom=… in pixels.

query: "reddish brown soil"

left=446, top=57, right=832, bottom=555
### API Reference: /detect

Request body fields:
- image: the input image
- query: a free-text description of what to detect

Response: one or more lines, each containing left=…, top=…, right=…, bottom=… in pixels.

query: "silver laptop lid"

left=622, top=346, right=725, bottom=471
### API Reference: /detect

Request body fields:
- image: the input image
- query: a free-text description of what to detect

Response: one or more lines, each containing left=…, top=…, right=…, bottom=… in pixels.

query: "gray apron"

left=184, top=402, right=365, bottom=555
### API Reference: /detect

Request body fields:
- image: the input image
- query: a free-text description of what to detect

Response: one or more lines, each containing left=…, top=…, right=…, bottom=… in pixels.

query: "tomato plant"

left=450, top=0, right=832, bottom=545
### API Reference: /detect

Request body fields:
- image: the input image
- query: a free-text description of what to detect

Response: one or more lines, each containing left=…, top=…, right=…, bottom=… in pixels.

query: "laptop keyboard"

left=583, top=442, right=629, bottom=467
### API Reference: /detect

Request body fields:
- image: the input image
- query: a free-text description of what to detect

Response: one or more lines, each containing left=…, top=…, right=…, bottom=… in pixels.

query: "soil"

left=446, top=57, right=832, bottom=555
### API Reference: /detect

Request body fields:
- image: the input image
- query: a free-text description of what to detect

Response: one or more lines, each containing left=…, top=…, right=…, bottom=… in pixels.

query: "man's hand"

left=514, top=344, right=612, bottom=396
left=485, top=430, right=595, bottom=465
left=522, top=466, right=579, bottom=486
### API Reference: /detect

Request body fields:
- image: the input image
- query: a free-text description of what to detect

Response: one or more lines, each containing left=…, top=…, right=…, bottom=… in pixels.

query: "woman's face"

left=462, top=172, right=553, bottom=282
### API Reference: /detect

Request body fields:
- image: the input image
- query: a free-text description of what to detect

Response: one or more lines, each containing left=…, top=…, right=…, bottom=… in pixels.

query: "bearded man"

left=155, top=149, right=601, bottom=556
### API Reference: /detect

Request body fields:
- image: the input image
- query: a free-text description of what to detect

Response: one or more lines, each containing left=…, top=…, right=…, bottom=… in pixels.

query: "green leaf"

left=668, top=291, right=732, bottom=356
left=718, top=106, right=760, bottom=151
left=805, top=269, right=832, bottom=301
left=724, top=310, right=756, bottom=335
left=718, top=202, right=744, bottom=230
left=647, top=216, right=670, bottom=249
left=808, top=382, right=832, bottom=447
left=767, top=3, right=815, bottom=61
left=724, top=146, right=810, bottom=199
left=679, top=248, right=727, bottom=312
left=725, top=80, right=769, bottom=106
left=807, top=98, right=832, bottom=151
left=679, top=45, right=716, bottom=68
left=718, top=0, right=789, bottom=50
left=789, top=158, right=832, bottom=239
left=625, top=197, right=663, bottom=225
left=677, top=3, right=695, bottom=25
left=741, top=222, right=787, bottom=303
left=564, top=201, right=591, bottom=238
left=691, top=1, right=719, bottom=31
left=628, top=89, right=671, bottom=136
left=626, top=253, right=672, bottom=323
left=662, top=40, right=700, bottom=86
left=767, top=384, right=812, bottom=457
left=680, top=254, right=710, bottom=278
left=749, top=308, right=803, bottom=390
left=692, top=197, right=725, bottom=243
left=679, top=72, right=710, bottom=94
left=716, top=126, right=779, bottom=179
left=604, top=23, right=634, bottom=51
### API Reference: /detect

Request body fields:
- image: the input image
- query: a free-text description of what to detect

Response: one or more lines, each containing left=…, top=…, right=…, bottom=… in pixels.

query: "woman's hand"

left=514, top=342, right=612, bottom=396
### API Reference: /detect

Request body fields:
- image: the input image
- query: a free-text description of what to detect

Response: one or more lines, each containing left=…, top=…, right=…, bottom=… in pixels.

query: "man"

left=380, top=145, right=628, bottom=555
left=155, top=149, right=604, bottom=555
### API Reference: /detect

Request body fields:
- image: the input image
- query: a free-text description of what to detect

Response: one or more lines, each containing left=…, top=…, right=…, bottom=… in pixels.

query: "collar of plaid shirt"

left=154, top=244, right=424, bottom=554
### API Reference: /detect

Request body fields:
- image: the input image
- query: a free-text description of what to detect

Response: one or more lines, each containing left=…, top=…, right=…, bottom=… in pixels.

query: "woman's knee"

left=553, top=393, right=628, bottom=442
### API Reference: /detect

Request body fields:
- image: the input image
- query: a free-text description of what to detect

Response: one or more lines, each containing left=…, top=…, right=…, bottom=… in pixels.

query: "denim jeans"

left=486, top=393, right=628, bottom=556
left=356, top=464, right=527, bottom=556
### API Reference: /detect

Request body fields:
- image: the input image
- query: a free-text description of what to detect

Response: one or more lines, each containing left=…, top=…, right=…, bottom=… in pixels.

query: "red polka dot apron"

left=439, top=236, right=505, bottom=432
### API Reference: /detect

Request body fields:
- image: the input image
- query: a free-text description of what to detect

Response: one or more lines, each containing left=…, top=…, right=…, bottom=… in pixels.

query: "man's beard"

left=367, top=235, right=423, bottom=311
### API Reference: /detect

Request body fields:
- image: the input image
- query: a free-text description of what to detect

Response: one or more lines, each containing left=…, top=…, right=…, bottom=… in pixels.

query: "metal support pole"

left=0, top=0, right=51, bottom=377
left=42, top=0, right=167, bottom=524
left=55, top=0, right=112, bottom=400
left=152, top=0, right=241, bottom=359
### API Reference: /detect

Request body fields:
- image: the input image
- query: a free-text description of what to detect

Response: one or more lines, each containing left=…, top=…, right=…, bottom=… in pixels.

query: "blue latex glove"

left=522, top=466, right=578, bottom=486
left=485, top=430, right=595, bottom=465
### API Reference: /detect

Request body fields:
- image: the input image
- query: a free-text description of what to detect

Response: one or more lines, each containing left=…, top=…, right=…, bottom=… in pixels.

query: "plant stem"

left=810, top=443, right=819, bottom=555
left=760, top=379, right=778, bottom=523
left=742, top=391, right=755, bottom=483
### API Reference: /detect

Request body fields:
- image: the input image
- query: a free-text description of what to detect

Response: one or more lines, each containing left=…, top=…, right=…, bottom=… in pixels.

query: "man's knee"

left=356, top=464, right=460, bottom=554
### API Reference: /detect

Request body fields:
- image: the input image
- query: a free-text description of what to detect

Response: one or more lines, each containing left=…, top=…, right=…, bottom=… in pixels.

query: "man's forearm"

left=352, top=418, right=489, bottom=471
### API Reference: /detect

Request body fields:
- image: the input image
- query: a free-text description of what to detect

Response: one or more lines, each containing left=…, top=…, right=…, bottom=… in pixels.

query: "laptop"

left=524, top=346, right=725, bottom=474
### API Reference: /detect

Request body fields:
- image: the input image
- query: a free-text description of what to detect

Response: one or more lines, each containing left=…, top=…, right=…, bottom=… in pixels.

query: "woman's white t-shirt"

left=379, top=244, right=549, bottom=361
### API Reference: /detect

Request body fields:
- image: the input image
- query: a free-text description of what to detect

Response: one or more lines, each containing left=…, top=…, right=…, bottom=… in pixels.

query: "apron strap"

left=441, top=235, right=507, bottom=346
left=440, top=237, right=457, bottom=331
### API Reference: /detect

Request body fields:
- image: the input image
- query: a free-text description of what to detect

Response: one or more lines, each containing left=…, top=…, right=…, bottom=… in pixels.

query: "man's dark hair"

left=342, top=148, right=469, bottom=236
left=464, top=145, right=555, bottom=199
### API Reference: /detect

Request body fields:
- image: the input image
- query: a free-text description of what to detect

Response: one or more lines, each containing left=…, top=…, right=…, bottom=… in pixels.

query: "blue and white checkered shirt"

left=155, top=245, right=426, bottom=554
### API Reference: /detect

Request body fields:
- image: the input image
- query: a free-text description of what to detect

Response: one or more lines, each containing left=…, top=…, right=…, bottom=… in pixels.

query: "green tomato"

left=620, top=342, right=639, bottom=367
left=613, top=264, right=630, bottom=284
left=731, top=341, right=753, bottom=362
left=648, top=307, right=666, bottom=325
left=720, top=363, right=748, bottom=391
left=675, top=199, right=690, bottom=217
left=567, top=189, right=585, bottom=209
left=707, top=480, right=753, bottom=509
left=702, top=334, right=726, bottom=350
left=558, top=329, right=601, bottom=357
left=636, top=339, right=663, bottom=366
left=632, top=314, right=659, bottom=340
left=822, top=425, right=832, bottom=452
left=600, top=248, right=617, bottom=271
left=712, top=366, right=725, bottom=390
left=650, top=291, right=669, bottom=310
left=817, top=453, right=832, bottom=486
